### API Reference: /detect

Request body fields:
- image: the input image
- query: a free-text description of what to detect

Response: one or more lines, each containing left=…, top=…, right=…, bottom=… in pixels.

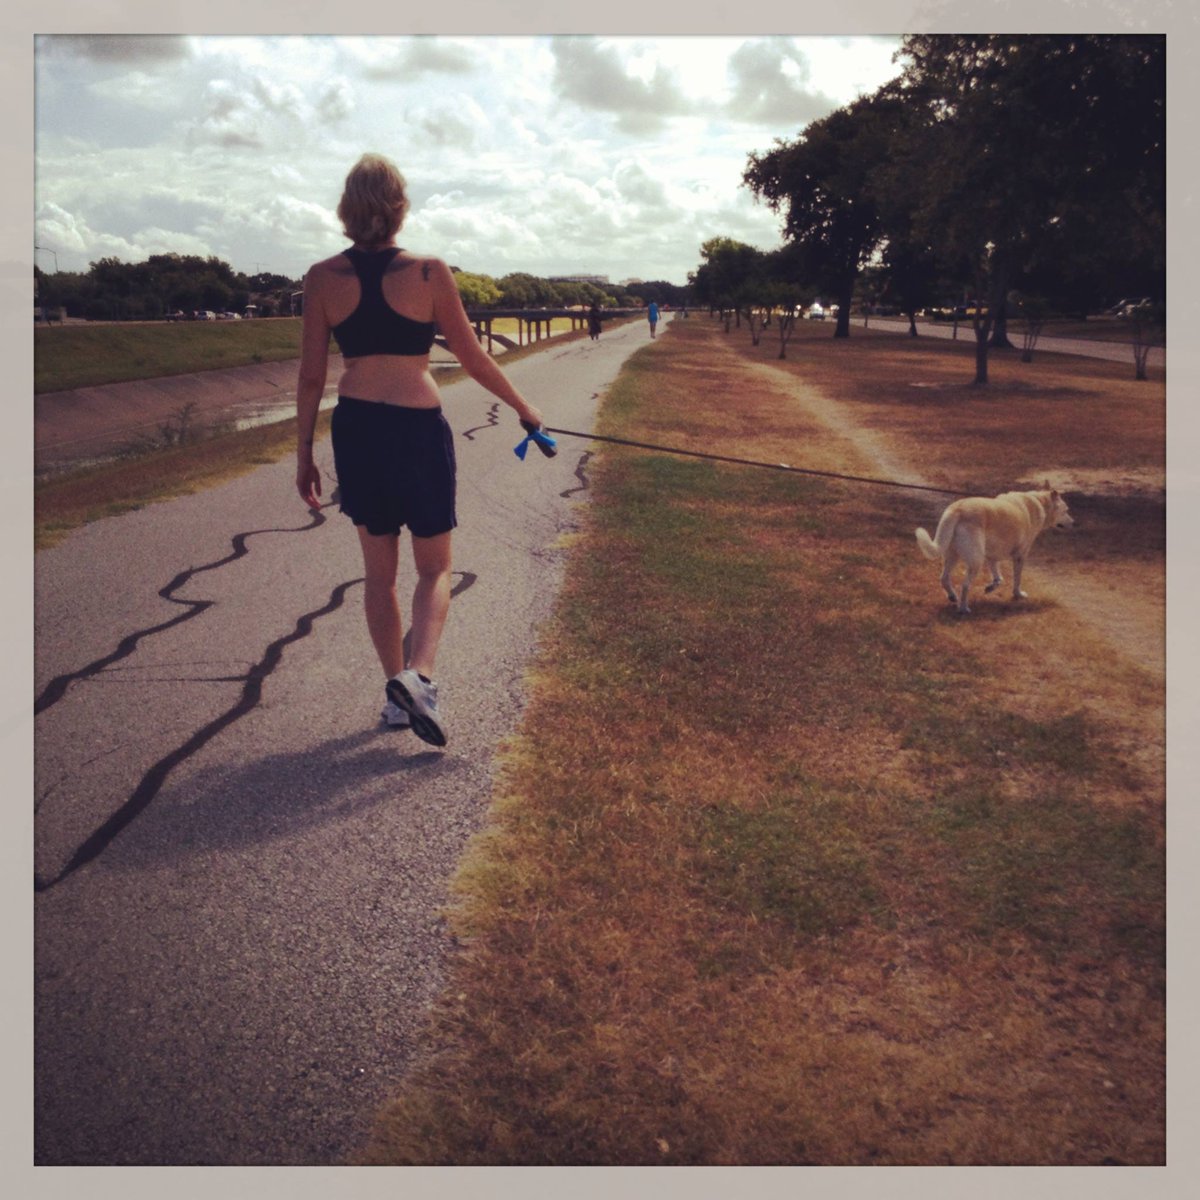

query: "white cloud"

left=550, top=38, right=692, bottom=135
left=725, top=38, right=839, bottom=125
left=613, top=160, right=668, bottom=208
left=35, top=203, right=91, bottom=254
left=345, top=36, right=477, bottom=81
left=36, top=202, right=215, bottom=264
left=317, top=80, right=355, bottom=124
left=407, top=96, right=489, bottom=151
left=34, top=34, right=904, bottom=283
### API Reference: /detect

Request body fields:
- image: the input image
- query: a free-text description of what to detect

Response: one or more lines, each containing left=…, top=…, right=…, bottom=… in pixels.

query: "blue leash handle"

left=514, top=420, right=558, bottom=460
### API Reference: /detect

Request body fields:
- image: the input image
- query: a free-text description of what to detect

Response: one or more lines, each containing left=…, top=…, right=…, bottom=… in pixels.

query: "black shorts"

left=330, top=396, right=457, bottom=538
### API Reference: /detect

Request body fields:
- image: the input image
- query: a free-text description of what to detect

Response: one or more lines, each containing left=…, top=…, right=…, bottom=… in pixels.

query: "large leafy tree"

left=893, top=34, right=1165, bottom=383
left=743, top=92, right=907, bottom=338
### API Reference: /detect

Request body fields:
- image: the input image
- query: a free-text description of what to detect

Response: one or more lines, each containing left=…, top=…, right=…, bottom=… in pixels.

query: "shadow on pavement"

left=93, top=727, right=459, bottom=873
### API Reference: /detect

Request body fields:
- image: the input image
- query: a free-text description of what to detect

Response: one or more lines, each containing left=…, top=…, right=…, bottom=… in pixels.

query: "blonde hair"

left=337, top=153, right=410, bottom=246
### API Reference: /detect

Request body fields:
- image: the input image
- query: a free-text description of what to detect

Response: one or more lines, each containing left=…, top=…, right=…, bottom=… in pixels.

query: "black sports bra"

left=331, top=247, right=436, bottom=358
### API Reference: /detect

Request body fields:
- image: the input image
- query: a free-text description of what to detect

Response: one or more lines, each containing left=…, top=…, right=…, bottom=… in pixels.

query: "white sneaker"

left=380, top=698, right=411, bottom=730
left=386, top=669, right=448, bottom=747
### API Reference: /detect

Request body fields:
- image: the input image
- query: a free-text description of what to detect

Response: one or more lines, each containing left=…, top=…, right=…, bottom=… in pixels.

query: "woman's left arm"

left=428, top=259, right=544, bottom=429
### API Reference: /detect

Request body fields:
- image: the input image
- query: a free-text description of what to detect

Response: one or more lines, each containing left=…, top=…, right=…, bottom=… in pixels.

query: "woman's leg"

left=356, top=526, right=404, bottom=678
left=407, top=530, right=453, bottom=678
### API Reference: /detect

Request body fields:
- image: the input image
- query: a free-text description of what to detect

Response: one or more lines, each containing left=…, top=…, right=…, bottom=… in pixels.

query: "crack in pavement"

left=560, top=450, right=592, bottom=500
left=35, top=506, right=331, bottom=717
left=460, top=402, right=500, bottom=441
left=35, top=506, right=480, bottom=891
left=35, top=575, right=363, bottom=893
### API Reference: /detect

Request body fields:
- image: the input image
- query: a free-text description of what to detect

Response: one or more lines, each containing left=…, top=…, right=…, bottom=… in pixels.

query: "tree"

left=744, top=92, right=906, bottom=339
left=689, top=237, right=765, bottom=328
left=893, top=34, right=1165, bottom=383
left=454, top=271, right=502, bottom=307
left=763, top=255, right=812, bottom=360
left=731, top=248, right=770, bottom=344
left=1010, top=291, right=1050, bottom=362
left=499, top=272, right=562, bottom=308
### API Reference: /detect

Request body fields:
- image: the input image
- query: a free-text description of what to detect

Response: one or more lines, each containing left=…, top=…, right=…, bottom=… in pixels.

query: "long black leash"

left=541, top=426, right=969, bottom=498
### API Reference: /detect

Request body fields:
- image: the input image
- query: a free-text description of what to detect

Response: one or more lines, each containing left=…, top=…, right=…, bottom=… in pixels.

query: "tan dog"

left=915, top=487, right=1074, bottom=613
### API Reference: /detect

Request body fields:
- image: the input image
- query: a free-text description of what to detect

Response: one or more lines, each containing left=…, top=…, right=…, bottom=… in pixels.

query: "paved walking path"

left=34, top=317, right=668, bottom=1164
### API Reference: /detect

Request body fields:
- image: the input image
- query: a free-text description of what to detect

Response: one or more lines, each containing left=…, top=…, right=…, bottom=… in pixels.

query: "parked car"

left=805, top=302, right=826, bottom=320
left=165, top=310, right=187, bottom=322
left=1103, top=296, right=1149, bottom=317
left=193, top=310, right=216, bottom=321
left=217, top=311, right=242, bottom=320
left=1116, top=298, right=1153, bottom=319
left=928, top=302, right=987, bottom=322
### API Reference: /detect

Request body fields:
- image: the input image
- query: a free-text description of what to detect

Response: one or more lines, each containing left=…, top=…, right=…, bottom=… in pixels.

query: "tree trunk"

left=989, top=301, right=1014, bottom=348
left=973, top=325, right=990, bottom=384
left=973, top=265, right=1009, bottom=385
left=972, top=309, right=995, bottom=385
left=907, top=311, right=919, bottom=337
left=833, top=277, right=854, bottom=338
left=778, top=313, right=795, bottom=359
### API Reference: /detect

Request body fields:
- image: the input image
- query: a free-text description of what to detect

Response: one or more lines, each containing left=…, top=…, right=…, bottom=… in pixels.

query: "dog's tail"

left=915, top=505, right=960, bottom=561
left=915, top=526, right=940, bottom=560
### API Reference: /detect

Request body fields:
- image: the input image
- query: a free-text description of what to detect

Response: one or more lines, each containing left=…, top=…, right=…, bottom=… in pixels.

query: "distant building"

left=549, top=274, right=610, bottom=286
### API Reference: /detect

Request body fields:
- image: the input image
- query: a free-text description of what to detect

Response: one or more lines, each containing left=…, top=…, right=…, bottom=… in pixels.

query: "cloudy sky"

left=34, top=35, right=904, bottom=286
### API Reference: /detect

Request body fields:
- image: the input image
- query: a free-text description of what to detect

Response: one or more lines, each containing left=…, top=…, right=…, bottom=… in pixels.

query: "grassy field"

left=34, top=316, right=588, bottom=393
left=35, top=319, right=307, bottom=393
left=359, top=316, right=1165, bottom=1165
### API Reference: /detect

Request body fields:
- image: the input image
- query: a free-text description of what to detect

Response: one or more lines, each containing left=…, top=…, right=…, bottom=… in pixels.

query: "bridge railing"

left=461, top=307, right=643, bottom=353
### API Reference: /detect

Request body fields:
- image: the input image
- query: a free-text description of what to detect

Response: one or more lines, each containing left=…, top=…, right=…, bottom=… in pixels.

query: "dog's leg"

left=957, top=573, right=972, bottom=614
left=984, top=560, right=1004, bottom=594
left=1011, top=553, right=1028, bottom=601
left=956, top=532, right=986, bottom=614
left=940, top=559, right=958, bottom=605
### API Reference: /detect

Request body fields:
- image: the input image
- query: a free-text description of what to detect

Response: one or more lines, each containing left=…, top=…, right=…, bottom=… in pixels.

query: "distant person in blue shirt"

left=647, top=301, right=660, bottom=338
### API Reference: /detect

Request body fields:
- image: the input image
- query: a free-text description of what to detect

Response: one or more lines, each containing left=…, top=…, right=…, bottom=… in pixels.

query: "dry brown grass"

left=359, top=314, right=1165, bottom=1166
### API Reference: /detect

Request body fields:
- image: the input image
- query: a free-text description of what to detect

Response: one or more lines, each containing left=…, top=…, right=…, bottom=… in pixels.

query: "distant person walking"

left=647, top=300, right=660, bottom=338
left=294, top=153, right=544, bottom=747
left=588, top=300, right=603, bottom=341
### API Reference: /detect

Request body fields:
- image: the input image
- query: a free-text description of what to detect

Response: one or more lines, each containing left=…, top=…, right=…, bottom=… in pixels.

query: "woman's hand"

left=516, top=402, right=545, bottom=430
left=296, top=458, right=323, bottom=509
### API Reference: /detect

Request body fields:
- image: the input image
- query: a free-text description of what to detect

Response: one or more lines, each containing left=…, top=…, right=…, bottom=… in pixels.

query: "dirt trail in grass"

left=738, top=353, right=1164, bottom=686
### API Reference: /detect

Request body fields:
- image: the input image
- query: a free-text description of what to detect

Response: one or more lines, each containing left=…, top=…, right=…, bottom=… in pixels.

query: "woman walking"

left=294, top=153, right=544, bottom=747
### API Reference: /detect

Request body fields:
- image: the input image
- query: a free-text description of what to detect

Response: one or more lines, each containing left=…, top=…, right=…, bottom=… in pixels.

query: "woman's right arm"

left=295, top=265, right=331, bottom=508
left=428, top=260, right=544, bottom=430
